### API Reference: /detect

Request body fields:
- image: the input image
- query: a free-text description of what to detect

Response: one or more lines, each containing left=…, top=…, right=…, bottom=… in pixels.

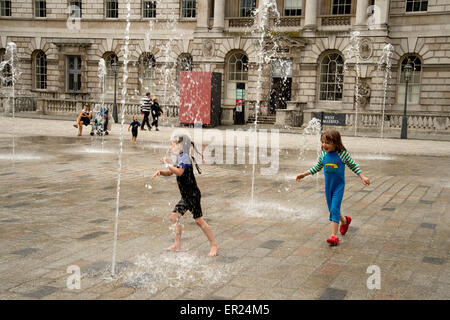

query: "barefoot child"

left=296, top=129, right=370, bottom=246
left=152, top=135, right=219, bottom=256
left=128, top=114, right=141, bottom=144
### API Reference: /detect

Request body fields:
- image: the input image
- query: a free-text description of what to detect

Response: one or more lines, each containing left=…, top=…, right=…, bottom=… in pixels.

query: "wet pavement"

left=0, top=116, right=449, bottom=300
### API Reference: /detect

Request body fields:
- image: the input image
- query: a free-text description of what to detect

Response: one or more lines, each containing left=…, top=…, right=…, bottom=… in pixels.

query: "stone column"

left=304, top=0, right=318, bottom=30
left=374, top=0, right=390, bottom=29
left=213, top=0, right=225, bottom=31
left=196, top=0, right=209, bottom=30
left=355, top=0, right=369, bottom=26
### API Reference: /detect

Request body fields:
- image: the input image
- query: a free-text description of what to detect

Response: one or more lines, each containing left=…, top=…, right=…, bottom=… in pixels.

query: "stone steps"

left=247, top=115, right=276, bottom=124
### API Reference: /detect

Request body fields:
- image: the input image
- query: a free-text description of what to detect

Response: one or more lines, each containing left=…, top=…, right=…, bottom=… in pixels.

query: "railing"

left=1, top=97, right=179, bottom=119
left=228, top=18, right=254, bottom=28
left=320, top=15, right=352, bottom=26
left=0, top=97, right=37, bottom=112
left=346, top=113, right=450, bottom=131
left=277, top=17, right=301, bottom=27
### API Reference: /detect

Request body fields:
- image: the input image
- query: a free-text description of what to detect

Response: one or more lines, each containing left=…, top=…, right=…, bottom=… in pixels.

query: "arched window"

left=34, top=50, right=47, bottom=90
left=228, top=52, right=248, bottom=81
left=140, top=53, right=156, bottom=94
left=319, top=52, right=344, bottom=101
left=104, top=52, right=118, bottom=93
left=397, top=55, right=421, bottom=104
left=0, top=48, right=12, bottom=87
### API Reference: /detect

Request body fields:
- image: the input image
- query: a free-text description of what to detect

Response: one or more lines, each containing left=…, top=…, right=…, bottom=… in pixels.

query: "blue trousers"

left=325, top=184, right=344, bottom=223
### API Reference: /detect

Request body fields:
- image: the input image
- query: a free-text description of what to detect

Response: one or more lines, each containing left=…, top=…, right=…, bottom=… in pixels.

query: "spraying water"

left=249, top=0, right=280, bottom=206
left=98, top=58, right=107, bottom=151
left=344, top=31, right=362, bottom=136
left=0, top=42, right=18, bottom=159
left=377, top=43, right=393, bottom=140
left=111, top=1, right=131, bottom=278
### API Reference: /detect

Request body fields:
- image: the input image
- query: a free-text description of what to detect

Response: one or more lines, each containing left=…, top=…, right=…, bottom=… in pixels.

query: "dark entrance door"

left=271, top=77, right=292, bottom=111
left=235, top=82, right=245, bottom=125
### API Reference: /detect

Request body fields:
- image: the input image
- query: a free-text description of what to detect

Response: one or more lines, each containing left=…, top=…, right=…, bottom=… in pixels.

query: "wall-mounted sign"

left=313, top=112, right=346, bottom=126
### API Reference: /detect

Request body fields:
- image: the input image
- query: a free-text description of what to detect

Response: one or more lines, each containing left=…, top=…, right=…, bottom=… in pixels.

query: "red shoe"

left=340, top=216, right=352, bottom=235
left=326, top=235, right=339, bottom=246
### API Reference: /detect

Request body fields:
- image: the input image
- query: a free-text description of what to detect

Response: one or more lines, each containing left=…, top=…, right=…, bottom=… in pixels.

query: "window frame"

left=228, top=52, right=249, bottom=82
left=0, top=48, right=12, bottom=87
left=181, top=0, right=196, bottom=19
left=34, top=51, right=47, bottom=90
left=284, top=0, right=302, bottom=17
left=405, top=0, right=428, bottom=13
left=104, top=52, right=118, bottom=93
left=331, top=0, right=352, bottom=15
left=0, top=0, right=11, bottom=17
left=34, top=0, right=47, bottom=18
left=396, top=55, right=422, bottom=105
left=66, top=55, right=82, bottom=93
left=140, top=52, right=156, bottom=94
left=68, top=0, right=82, bottom=18
left=240, top=0, right=256, bottom=18
left=318, top=52, right=345, bottom=102
left=105, top=0, right=119, bottom=19
left=143, top=1, right=157, bottom=19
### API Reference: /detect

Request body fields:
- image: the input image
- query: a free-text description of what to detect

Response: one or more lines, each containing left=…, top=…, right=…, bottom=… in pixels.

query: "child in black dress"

left=152, top=135, right=219, bottom=256
left=128, top=114, right=141, bottom=144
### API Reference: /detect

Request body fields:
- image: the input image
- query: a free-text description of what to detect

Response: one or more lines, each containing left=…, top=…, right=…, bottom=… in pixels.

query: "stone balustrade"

left=320, top=15, right=352, bottom=26
left=227, top=18, right=254, bottom=28
left=1, top=97, right=179, bottom=119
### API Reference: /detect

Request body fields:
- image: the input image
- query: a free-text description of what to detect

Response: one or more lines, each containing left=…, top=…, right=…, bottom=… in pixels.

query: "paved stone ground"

left=0, top=116, right=449, bottom=300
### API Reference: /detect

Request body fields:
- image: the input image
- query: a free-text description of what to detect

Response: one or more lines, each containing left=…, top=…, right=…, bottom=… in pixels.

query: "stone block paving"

left=0, top=118, right=449, bottom=300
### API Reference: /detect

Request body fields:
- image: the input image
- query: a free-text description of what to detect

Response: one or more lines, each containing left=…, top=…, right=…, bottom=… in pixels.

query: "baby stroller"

left=90, top=105, right=111, bottom=136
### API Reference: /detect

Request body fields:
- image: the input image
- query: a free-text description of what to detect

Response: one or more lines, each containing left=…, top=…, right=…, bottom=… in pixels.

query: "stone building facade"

left=1, top=0, right=449, bottom=136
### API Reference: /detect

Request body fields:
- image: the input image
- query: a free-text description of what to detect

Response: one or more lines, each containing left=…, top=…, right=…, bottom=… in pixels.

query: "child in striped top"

left=296, top=129, right=370, bottom=246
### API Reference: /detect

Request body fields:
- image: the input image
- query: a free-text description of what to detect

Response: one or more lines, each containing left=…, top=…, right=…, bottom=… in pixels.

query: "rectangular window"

left=67, top=55, right=82, bottom=92
left=106, top=0, right=119, bottom=18
left=406, top=0, right=428, bottom=12
left=69, top=1, right=82, bottom=18
left=182, top=0, right=196, bottom=18
left=0, top=0, right=11, bottom=16
left=35, top=1, right=46, bottom=18
left=284, top=0, right=302, bottom=16
left=143, top=1, right=156, bottom=18
left=332, top=0, right=352, bottom=15
left=240, top=0, right=256, bottom=17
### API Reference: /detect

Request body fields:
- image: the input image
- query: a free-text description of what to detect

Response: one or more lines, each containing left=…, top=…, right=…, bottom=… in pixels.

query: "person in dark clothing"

left=140, top=92, right=152, bottom=130
left=152, top=135, right=219, bottom=257
left=128, top=114, right=141, bottom=144
left=150, top=97, right=164, bottom=131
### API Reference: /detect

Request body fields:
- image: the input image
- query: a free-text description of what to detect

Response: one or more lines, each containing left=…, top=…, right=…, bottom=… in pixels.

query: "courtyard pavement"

left=0, top=116, right=449, bottom=300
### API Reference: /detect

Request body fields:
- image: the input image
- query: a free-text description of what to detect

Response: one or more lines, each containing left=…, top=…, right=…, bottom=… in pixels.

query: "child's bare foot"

left=208, top=244, right=219, bottom=257
left=166, top=244, right=181, bottom=252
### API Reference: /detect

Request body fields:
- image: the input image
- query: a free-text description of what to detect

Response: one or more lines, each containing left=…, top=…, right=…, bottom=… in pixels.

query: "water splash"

left=344, top=31, right=362, bottom=136
left=97, top=58, right=107, bottom=151
left=111, top=1, right=131, bottom=278
left=0, top=42, right=19, bottom=160
left=249, top=0, right=280, bottom=207
left=377, top=43, right=393, bottom=157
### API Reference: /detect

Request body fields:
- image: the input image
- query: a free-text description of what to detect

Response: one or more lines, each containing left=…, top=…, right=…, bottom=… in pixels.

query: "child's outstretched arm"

left=338, top=150, right=370, bottom=185
left=297, top=151, right=325, bottom=182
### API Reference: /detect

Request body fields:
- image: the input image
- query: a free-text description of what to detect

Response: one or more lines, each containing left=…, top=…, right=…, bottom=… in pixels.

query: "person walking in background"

left=140, top=92, right=152, bottom=131
left=150, top=97, right=164, bottom=131
left=296, top=129, right=370, bottom=246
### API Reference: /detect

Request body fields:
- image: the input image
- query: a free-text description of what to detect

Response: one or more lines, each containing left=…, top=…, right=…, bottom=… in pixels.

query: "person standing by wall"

left=140, top=92, right=152, bottom=131
left=151, top=97, right=164, bottom=131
